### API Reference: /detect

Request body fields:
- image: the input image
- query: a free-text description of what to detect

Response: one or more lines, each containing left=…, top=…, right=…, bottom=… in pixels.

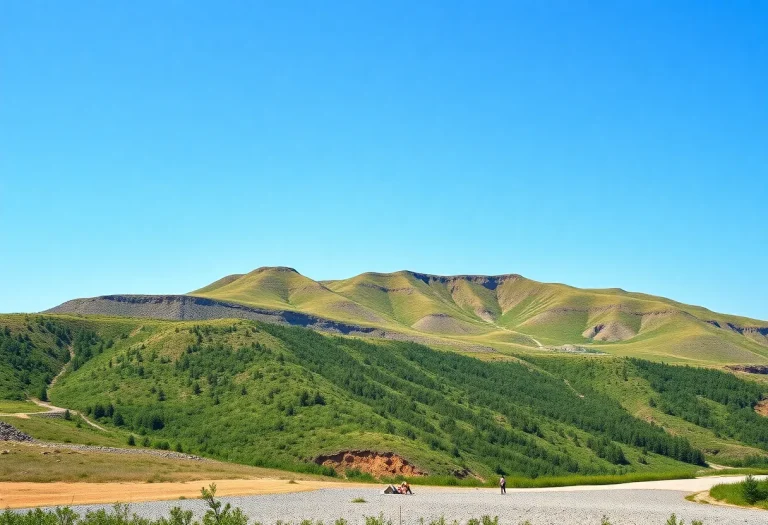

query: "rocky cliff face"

left=46, top=295, right=379, bottom=335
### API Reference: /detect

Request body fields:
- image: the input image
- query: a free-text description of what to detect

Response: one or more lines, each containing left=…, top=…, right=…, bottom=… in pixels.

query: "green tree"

left=742, top=475, right=763, bottom=504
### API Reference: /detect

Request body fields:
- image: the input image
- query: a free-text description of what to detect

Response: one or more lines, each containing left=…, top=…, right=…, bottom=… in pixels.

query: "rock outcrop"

left=0, top=421, right=33, bottom=442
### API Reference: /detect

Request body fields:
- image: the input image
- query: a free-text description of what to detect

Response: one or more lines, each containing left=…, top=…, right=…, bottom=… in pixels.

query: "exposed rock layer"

left=314, top=450, right=426, bottom=477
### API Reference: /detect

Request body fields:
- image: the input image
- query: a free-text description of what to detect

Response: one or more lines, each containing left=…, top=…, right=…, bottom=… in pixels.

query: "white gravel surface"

left=26, top=486, right=767, bottom=525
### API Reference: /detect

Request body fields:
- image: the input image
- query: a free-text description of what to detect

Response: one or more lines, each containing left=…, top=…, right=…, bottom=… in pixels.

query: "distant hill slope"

left=49, top=267, right=768, bottom=365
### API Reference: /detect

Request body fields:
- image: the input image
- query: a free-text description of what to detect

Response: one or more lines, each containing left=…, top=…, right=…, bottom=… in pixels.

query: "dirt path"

left=0, top=479, right=366, bottom=509
left=487, top=321, right=544, bottom=348
left=28, top=398, right=107, bottom=431
left=49, top=346, right=75, bottom=388
left=0, top=348, right=107, bottom=431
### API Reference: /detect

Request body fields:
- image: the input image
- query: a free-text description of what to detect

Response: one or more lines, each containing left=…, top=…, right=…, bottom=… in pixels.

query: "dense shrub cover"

left=0, top=318, right=71, bottom=399
left=47, top=320, right=708, bottom=479
left=631, top=360, right=768, bottom=451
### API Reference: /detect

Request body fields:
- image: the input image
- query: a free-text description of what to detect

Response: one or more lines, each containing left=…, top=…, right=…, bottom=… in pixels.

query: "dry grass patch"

left=0, top=443, right=333, bottom=483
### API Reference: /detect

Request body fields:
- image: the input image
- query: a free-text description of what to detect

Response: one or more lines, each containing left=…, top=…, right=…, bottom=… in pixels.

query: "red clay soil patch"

left=315, top=450, right=426, bottom=477
left=755, top=399, right=768, bottom=417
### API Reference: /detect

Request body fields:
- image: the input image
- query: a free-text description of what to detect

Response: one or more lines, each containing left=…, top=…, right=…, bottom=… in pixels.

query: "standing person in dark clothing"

left=499, top=475, right=506, bottom=494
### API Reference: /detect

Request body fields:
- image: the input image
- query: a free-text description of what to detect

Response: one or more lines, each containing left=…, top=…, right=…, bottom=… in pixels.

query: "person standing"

left=499, top=475, right=506, bottom=494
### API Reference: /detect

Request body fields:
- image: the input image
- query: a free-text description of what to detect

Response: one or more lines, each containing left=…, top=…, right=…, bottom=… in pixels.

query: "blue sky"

left=1, top=1, right=766, bottom=319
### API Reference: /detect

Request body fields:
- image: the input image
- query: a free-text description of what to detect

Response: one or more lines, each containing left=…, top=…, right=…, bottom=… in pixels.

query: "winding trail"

left=48, top=346, right=75, bottom=388
left=487, top=320, right=544, bottom=348
left=0, top=347, right=105, bottom=431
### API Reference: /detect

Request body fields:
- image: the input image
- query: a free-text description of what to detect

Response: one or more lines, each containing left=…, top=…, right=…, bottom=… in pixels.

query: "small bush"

left=364, top=513, right=392, bottom=525
left=742, top=475, right=764, bottom=504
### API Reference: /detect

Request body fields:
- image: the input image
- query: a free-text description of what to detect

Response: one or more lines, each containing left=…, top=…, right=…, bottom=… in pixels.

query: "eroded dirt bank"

left=315, top=450, right=426, bottom=477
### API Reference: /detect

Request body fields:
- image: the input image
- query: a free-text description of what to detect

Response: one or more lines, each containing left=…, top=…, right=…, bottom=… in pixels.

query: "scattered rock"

left=727, top=365, right=768, bottom=375
left=34, top=443, right=206, bottom=461
left=0, top=421, right=34, bottom=442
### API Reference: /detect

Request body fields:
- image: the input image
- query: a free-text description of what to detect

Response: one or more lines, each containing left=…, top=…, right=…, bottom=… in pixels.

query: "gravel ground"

left=33, top=442, right=206, bottom=461
left=24, top=487, right=767, bottom=525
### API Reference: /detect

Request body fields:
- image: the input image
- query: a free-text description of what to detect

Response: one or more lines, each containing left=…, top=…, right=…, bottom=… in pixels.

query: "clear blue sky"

left=1, top=1, right=766, bottom=320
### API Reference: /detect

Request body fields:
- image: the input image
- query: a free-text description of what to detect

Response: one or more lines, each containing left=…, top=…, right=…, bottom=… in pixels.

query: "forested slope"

left=2, top=314, right=768, bottom=481
left=0, top=316, right=72, bottom=399
left=47, top=318, right=705, bottom=479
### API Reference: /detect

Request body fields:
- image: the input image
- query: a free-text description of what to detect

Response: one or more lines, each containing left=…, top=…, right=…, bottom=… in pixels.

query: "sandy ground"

left=0, top=478, right=367, bottom=509
left=2, top=475, right=764, bottom=510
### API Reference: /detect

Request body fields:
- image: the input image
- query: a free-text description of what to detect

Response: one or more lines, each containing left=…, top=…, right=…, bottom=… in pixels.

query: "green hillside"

left=189, top=268, right=768, bottom=365
left=0, top=316, right=72, bottom=399
left=3, top=313, right=768, bottom=484
left=31, top=317, right=702, bottom=479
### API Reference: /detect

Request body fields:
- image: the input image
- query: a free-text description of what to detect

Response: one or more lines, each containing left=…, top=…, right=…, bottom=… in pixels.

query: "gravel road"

left=25, top=486, right=767, bottom=525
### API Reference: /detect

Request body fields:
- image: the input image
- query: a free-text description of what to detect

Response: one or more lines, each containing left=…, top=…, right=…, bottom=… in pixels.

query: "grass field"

left=0, top=415, right=129, bottom=447
left=0, top=400, right=45, bottom=414
left=0, top=442, right=334, bottom=483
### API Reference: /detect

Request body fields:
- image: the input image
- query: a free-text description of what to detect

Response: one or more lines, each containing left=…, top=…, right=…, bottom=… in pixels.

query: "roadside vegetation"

left=710, top=475, right=768, bottom=509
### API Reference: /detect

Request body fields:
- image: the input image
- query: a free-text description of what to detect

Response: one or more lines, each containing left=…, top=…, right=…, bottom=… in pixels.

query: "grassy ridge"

left=189, top=268, right=768, bottom=365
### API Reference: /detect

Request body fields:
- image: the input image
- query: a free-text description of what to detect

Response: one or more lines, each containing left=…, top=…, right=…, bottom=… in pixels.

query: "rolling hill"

left=3, top=313, right=768, bottom=483
left=50, top=267, right=768, bottom=365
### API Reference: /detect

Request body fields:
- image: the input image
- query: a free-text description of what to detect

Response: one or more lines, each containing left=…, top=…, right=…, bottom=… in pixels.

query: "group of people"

left=383, top=481, right=413, bottom=495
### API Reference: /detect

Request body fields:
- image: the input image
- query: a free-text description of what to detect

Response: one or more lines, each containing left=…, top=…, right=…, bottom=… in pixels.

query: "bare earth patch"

left=755, top=399, right=768, bottom=417
left=315, top=450, right=426, bottom=477
left=582, top=322, right=636, bottom=342
left=0, top=478, right=363, bottom=509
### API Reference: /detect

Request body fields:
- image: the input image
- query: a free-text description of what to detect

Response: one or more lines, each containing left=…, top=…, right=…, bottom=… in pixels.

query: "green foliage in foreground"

left=710, top=475, right=768, bottom=508
left=0, top=484, right=707, bottom=525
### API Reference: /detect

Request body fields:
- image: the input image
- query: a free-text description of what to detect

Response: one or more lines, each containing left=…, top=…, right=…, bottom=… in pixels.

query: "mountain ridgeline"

left=48, top=266, right=768, bottom=365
